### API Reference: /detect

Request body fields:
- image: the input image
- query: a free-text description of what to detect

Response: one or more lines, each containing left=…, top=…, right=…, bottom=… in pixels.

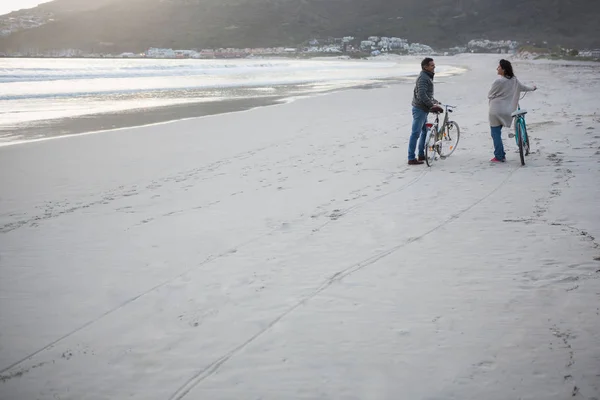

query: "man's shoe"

left=418, top=155, right=426, bottom=161
left=490, top=157, right=505, bottom=163
left=408, top=159, right=424, bottom=165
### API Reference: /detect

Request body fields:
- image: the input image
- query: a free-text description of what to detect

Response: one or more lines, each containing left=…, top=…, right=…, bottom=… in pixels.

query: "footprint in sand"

left=329, top=209, right=344, bottom=220
left=474, top=360, right=495, bottom=370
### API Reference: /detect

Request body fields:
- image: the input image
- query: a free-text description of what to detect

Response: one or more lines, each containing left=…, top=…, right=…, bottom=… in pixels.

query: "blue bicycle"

left=510, top=92, right=532, bottom=166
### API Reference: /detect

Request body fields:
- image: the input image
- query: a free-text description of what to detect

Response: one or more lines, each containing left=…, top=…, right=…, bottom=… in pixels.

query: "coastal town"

left=1, top=9, right=599, bottom=60
left=2, top=36, right=598, bottom=60
left=0, top=20, right=516, bottom=60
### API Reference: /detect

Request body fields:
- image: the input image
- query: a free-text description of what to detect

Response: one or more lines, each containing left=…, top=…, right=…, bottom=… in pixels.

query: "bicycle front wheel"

left=522, top=121, right=530, bottom=156
left=424, top=128, right=437, bottom=167
left=439, top=121, right=460, bottom=158
left=516, top=121, right=525, bottom=166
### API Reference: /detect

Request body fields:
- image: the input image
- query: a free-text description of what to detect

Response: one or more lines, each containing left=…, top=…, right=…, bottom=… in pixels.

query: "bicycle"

left=424, top=104, right=460, bottom=167
left=509, top=92, right=532, bottom=166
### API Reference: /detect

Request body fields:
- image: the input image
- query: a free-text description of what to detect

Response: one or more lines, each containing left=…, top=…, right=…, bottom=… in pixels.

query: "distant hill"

left=1, top=0, right=599, bottom=53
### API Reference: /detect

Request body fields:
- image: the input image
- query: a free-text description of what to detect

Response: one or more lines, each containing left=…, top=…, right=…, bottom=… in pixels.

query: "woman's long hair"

left=500, top=59, right=514, bottom=79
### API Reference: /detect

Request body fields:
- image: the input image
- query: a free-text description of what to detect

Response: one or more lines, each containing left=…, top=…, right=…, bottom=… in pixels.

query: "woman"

left=488, top=59, right=536, bottom=162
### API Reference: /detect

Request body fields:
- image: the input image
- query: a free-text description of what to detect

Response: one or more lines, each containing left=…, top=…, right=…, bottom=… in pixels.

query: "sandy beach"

left=0, top=54, right=599, bottom=399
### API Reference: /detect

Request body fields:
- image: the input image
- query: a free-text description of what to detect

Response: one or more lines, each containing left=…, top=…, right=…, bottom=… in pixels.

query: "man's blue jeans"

left=490, top=125, right=506, bottom=160
left=408, top=106, right=429, bottom=160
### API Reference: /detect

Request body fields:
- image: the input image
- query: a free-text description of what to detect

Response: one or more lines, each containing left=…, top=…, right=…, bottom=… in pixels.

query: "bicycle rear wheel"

left=438, top=121, right=460, bottom=158
left=516, top=120, right=525, bottom=166
left=424, top=128, right=437, bottom=167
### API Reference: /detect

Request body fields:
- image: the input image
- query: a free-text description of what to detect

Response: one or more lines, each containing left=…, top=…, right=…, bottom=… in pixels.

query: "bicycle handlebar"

left=520, top=87, right=537, bottom=100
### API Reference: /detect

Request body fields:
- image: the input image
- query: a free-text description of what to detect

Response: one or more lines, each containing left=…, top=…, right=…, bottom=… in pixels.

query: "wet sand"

left=0, top=96, right=286, bottom=144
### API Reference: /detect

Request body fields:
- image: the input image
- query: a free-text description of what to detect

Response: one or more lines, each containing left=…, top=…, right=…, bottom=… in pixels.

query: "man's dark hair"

left=499, top=59, right=514, bottom=78
left=421, top=57, right=434, bottom=69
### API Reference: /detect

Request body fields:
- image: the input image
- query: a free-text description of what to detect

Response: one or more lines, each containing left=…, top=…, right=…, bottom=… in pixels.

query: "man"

left=408, top=57, right=442, bottom=165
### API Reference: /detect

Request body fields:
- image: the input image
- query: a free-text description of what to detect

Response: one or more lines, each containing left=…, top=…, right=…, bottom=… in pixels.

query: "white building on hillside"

left=407, top=43, right=434, bottom=55
left=146, top=48, right=176, bottom=58
left=360, top=40, right=375, bottom=50
left=174, top=49, right=200, bottom=58
left=467, top=39, right=519, bottom=53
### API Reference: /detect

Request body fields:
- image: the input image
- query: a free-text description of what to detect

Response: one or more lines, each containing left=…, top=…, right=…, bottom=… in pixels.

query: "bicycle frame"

left=511, top=91, right=531, bottom=165
left=512, top=92, right=529, bottom=147
left=513, top=106, right=527, bottom=146
left=424, top=104, right=459, bottom=167
left=427, top=104, right=455, bottom=137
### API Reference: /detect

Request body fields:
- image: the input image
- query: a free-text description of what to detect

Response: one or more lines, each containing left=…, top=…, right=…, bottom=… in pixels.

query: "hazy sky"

left=0, top=0, right=52, bottom=15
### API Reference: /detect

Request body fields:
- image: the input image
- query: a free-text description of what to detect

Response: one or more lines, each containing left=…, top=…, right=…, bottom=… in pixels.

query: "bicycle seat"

left=430, top=105, right=444, bottom=114
left=511, top=109, right=528, bottom=117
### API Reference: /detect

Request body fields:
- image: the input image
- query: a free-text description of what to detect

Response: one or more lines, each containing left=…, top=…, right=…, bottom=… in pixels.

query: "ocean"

left=0, top=57, right=464, bottom=145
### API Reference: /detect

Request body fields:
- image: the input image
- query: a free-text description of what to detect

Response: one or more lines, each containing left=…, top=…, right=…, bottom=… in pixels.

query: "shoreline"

left=0, top=79, right=410, bottom=148
left=0, top=96, right=285, bottom=147
left=0, top=56, right=471, bottom=147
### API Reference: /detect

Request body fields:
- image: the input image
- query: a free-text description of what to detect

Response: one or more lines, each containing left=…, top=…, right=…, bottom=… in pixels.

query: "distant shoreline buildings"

left=1, top=12, right=599, bottom=60
left=1, top=7, right=599, bottom=60
left=0, top=36, right=538, bottom=59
